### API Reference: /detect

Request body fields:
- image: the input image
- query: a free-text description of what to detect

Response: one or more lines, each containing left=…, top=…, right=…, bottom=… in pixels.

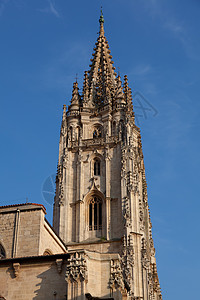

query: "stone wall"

left=39, top=219, right=66, bottom=255
left=0, top=204, right=66, bottom=259
left=0, top=250, right=123, bottom=300
left=0, top=254, right=68, bottom=300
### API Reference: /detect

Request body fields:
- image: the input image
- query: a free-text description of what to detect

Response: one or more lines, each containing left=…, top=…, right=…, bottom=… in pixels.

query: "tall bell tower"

left=53, top=11, right=162, bottom=300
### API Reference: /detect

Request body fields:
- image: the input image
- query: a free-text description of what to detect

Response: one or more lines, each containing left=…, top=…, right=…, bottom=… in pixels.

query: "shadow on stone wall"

left=33, top=263, right=67, bottom=300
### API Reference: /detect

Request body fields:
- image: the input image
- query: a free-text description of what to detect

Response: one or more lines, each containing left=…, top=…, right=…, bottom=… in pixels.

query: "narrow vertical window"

left=99, top=202, right=102, bottom=229
left=88, top=197, right=102, bottom=231
left=94, top=161, right=97, bottom=175
left=89, top=203, right=93, bottom=231
left=69, top=126, right=73, bottom=141
left=94, top=159, right=100, bottom=176
left=94, top=201, right=97, bottom=230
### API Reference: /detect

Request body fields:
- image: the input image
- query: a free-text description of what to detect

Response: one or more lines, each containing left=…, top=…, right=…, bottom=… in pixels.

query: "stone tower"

left=53, top=11, right=162, bottom=300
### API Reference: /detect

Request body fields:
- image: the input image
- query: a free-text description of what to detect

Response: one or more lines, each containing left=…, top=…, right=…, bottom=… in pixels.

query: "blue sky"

left=0, top=0, right=200, bottom=299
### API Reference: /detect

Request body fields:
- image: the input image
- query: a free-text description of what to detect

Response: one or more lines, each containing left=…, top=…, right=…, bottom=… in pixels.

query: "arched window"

left=119, top=120, right=125, bottom=141
left=43, top=249, right=53, bottom=256
left=69, top=126, right=73, bottom=141
left=89, top=196, right=102, bottom=231
left=75, top=126, right=79, bottom=142
left=0, top=244, right=6, bottom=259
left=94, top=159, right=100, bottom=176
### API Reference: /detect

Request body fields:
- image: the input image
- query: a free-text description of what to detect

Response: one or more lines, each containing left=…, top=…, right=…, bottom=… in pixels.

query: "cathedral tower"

left=53, top=12, right=162, bottom=300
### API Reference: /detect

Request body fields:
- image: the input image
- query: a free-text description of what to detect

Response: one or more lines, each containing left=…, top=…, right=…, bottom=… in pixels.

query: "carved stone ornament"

left=78, top=150, right=83, bottom=163
left=110, top=259, right=124, bottom=290
left=57, top=164, right=62, bottom=179
left=148, top=271, right=154, bottom=300
left=60, top=126, right=65, bottom=137
left=121, top=148, right=127, bottom=178
left=66, top=252, right=88, bottom=282
left=121, top=235, right=134, bottom=294
left=123, top=197, right=131, bottom=228
left=86, top=293, right=114, bottom=300
left=56, top=258, right=63, bottom=274
left=13, top=262, right=20, bottom=278
left=104, top=148, right=112, bottom=161
left=58, top=181, right=64, bottom=204
left=62, top=154, right=68, bottom=169
left=139, top=198, right=144, bottom=231
left=141, top=238, right=149, bottom=270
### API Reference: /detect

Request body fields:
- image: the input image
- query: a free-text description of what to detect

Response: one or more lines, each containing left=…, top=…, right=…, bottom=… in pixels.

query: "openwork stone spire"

left=84, top=11, right=117, bottom=108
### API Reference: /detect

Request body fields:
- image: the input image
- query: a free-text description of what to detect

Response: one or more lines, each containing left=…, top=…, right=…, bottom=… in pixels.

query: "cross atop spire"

left=99, top=7, right=104, bottom=24
left=99, top=8, right=105, bottom=37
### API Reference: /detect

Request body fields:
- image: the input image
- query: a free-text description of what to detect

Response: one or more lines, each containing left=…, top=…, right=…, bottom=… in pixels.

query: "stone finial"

left=99, top=8, right=104, bottom=24
left=62, top=104, right=66, bottom=122
left=123, top=75, right=135, bottom=120
left=115, top=75, right=125, bottom=104
left=83, top=71, right=89, bottom=103
left=99, top=8, right=105, bottom=37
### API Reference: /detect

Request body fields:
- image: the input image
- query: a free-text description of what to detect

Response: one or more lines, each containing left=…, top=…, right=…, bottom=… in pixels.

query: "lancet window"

left=89, top=196, right=102, bottom=231
left=94, top=158, right=101, bottom=176
left=119, top=120, right=125, bottom=141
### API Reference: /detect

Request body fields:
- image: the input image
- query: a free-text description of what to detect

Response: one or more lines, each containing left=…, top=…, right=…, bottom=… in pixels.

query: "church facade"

left=0, top=13, right=162, bottom=300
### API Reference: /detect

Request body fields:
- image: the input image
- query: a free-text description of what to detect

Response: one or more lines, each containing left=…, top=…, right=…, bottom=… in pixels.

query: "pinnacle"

left=70, top=81, right=80, bottom=106
left=115, top=75, right=125, bottom=103
left=82, top=71, right=89, bottom=104
left=123, top=75, right=135, bottom=120
left=99, top=8, right=105, bottom=36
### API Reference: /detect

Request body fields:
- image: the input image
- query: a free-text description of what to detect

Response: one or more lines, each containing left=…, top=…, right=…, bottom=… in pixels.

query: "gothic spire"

left=86, top=11, right=117, bottom=107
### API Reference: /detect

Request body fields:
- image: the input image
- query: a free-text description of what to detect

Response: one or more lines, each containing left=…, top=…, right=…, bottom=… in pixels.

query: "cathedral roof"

left=0, top=203, right=46, bottom=213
